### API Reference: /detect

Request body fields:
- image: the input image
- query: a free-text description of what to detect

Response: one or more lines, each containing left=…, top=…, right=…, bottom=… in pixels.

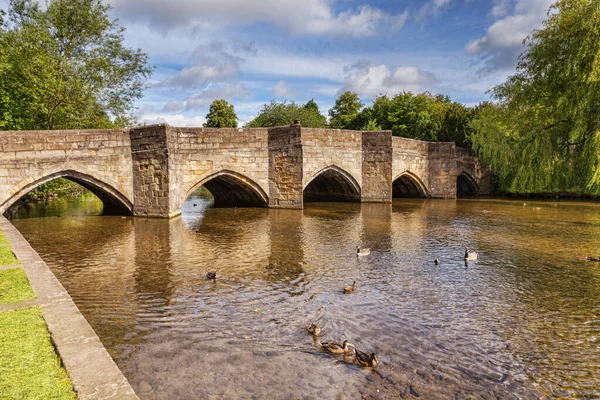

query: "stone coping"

left=0, top=216, right=139, bottom=400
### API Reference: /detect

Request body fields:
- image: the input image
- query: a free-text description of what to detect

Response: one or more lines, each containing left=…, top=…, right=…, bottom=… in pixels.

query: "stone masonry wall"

left=456, top=147, right=492, bottom=195
left=129, top=125, right=170, bottom=217
left=268, top=124, right=303, bottom=208
left=0, top=129, right=133, bottom=214
left=301, top=128, right=363, bottom=189
left=362, top=131, right=392, bottom=202
left=391, top=137, right=430, bottom=190
left=427, top=142, right=457, bottom=198
left=166, top=126, right=269, bottom=213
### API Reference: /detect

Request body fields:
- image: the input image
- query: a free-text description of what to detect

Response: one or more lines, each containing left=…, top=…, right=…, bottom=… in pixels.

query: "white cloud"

left=272, top=80, right=296, bottom=98
left=162, top=101, right=184, bottom=112
left=110, top=0, right=408, bottom=37
left=342, top=61, right=436, bottom=98
left=416, top=0, right=452, bottom=21
left=140, top=113, right=207, bottom=127
left=185, top=84, right=248, bottom=110
left=466, top=0, right=553, bottom=73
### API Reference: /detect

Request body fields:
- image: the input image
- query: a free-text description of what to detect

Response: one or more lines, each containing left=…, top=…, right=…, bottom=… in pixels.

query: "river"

left=8, top=194, right=600, bottom=399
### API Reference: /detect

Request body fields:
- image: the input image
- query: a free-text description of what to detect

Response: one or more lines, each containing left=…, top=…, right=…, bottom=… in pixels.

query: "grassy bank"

left=0, top=229, right=76, bottom=400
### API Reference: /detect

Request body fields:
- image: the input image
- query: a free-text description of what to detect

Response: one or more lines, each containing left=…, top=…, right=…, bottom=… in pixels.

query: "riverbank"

left=0, top=217, right=138, bottom=400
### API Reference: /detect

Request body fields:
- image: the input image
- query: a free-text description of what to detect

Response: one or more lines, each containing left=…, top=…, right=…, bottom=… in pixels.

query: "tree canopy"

left=204, top=99, right=238, bottom=128
left=470, top=0, right=600, bottom=194
left=328, top=91, right=363, bottom=129
left=0, top=0, right=153, bottom=130
left=244, top=100, right=327, bottom=128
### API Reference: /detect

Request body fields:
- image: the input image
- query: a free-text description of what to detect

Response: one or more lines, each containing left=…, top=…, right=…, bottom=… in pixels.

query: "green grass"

left=0, top=307, right=76, bottom=400
left=0, top=268, right=35, bottom=305
left=0, top=231, right=18, bottom=266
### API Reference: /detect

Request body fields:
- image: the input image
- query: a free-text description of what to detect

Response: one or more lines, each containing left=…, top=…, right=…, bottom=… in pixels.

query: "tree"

left=0, top=0, right=153, bottom=130
left=328, top=91, right=363, bottom=129
left=245, top=100, right=327, bottom=128
left=470, top=0, right=600, bottom=195
left=204, top=99, right=238, bottom=128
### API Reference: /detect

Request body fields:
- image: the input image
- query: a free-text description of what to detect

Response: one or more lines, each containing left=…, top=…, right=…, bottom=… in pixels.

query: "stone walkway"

left=0, top=217, right=139, bottom=400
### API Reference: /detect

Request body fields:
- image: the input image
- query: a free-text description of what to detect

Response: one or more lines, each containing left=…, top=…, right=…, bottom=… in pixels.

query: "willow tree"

left=471, top=0, right=600, bottom=194
left=0, top=0, right=153, bottom=130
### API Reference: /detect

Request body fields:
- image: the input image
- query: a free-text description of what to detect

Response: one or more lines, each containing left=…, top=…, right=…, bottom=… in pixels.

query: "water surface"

left=11, top=196, right=600, bottom=399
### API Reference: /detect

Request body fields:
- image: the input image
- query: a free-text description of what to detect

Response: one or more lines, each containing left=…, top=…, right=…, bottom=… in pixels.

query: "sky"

left=6, top=0, right=556, bottom=126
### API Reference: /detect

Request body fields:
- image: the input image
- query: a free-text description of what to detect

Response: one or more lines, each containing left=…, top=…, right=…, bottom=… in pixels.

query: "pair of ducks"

left=308, top=324, right=378, bottom=368
left=433, top=248, right=478, bottom=265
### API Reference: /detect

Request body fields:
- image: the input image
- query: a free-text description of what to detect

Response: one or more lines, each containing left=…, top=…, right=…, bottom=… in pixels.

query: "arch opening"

left=186, top=171, right=268, bottom=208
left=1, top=171, right=133, bottom=217
left=392, top=173, right=427, bottom=198
left=457, top=172, right=478, bottom=197
left=303, top=166, right=361, bottom=203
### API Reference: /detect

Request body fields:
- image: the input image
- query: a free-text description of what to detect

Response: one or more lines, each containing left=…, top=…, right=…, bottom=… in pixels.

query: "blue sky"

left=105, top=0, right=552, bottom=125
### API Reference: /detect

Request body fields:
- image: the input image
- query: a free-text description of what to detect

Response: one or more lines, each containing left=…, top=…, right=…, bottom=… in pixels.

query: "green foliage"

left=204, top=99, right=238, bottom=128
left=0, top=307, right=76, bottom=399
left=0, top=0, right=153, bottom=130
left=471, top=0, right=600, bottom=195
left=245, top=100, right=327, bottom=128
left=328, top=91, right=364, bottom=129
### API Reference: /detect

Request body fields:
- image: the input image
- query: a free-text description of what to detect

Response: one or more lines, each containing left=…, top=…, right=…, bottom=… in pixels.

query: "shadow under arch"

left=303, top=165, right=361, bottom=202
left=392, top=171, right=428, bottom=198
left=185, top=170, right=268, bottom=208
left=457, top=171, right=479, bottom=197
left=1, top=170, right=133, bottom=215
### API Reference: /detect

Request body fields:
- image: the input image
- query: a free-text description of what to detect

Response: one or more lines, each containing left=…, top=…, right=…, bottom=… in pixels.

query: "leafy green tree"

left=204, top=99, right=238, bottom=128
left=328, top=91, right=363, bottom=129
left=471, top=0, right=600, bottom=194
left=245, top=100, right=327, bottom=128
left=0, top=0, right=153, bottom=130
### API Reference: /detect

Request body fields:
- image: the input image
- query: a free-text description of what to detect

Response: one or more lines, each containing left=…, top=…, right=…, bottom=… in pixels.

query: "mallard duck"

left=586, top=256, right=600, bottom=262
left=307, top=322, right=321, bottom=336
left=206, top=271, right=217, bottom=280
left=320, top=340, right=353, bottom=354
left=343, top=281, right=357, bottom=294
left=356, top=246, right=371, bottom=257
left=354, top=347, right=378, bottom=368
left=464, top=248, right=477, bottom=261
left=434, top=258, right=440, bottom=265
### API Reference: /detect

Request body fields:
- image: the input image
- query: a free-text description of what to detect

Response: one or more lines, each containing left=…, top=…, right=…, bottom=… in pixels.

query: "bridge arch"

left=457, top=171, right=479, bottom=197
left=392, top=171, right=428, bottom=198
left=0, top=170, right=133, bottom=215
left=184, top=170, right=268, bottom=208
left=303, top=165, right=361, bottom=202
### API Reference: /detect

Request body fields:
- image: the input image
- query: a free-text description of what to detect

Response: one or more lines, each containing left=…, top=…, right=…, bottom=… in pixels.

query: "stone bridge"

left=0, top=123, right=490, bottom=217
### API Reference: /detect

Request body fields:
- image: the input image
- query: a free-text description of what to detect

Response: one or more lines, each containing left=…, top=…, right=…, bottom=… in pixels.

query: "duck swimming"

left=464, top=248, right=477, bottom=261
left=434, top=258, right=440, bottom=265
left=307, top=323, right=321, bottom=336
left=586, top=256, right=600, bottom=262
left=354, top=348, right=378, bottom=368
left=343, top=281, right=357, bottom=294
left=356, top=246, right=371, bottom=257
left=206, top=271, right=217, bottom=280
left=320, top=340, right=353, bottom=354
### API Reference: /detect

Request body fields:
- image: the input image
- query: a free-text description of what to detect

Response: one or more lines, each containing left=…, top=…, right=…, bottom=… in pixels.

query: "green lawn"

left=0, top=231, right=18, bottom=266
left=0, top=307, right=76, bottom=400
left=0, top=268, right=35, bottom=305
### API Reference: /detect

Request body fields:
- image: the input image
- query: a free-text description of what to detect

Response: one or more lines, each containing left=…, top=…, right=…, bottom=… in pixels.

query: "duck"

left=320, top=340, right=353, bottom=354
left=206, top=271, right=217, bottom=280
left=586, top=256, right=600, bottom=262
left=434, top=258, right=440, bottom=265
left=307, top=322, right=321, bottom=336
left=464, top=248, right=478, bottom=261
left=356, top=246, right=371, bottom=257
left=354, top=347, right=379, bottom=368
left=343, top=281, right=357, bottom=294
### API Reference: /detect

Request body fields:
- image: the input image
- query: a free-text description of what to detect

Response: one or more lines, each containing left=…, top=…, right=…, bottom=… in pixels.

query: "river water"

left=9, top=194, right=600, bottom=399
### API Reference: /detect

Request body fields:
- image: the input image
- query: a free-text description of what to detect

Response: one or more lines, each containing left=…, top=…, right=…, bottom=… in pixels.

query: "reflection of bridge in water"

left=0, top=122, right=490, bottom=217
